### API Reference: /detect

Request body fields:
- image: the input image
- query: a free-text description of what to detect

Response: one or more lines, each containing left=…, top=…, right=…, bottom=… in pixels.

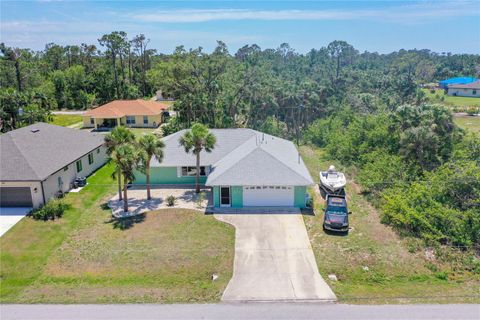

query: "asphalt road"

left=1, top=304, right=479, bottom=320
left=51, top=111, right=85, bottom=115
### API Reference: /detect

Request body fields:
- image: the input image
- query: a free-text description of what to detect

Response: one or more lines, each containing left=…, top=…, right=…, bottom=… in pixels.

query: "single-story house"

left=82, top=99, right=169, bottom=130
left=447, top=81, right=480, bottom=98
left=0, top=123, right=107, bottom=208
left=134, top=129, right=314, bottom=208
left=439, top=77, right=477, bottom=89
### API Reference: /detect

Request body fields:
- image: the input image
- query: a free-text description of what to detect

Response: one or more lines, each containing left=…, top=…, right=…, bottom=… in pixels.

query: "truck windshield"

left=327, top=205, right=347, bottom=215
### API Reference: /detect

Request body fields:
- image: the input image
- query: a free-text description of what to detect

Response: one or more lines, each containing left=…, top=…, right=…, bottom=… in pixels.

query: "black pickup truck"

left=323, top=195, right=351, bottom=233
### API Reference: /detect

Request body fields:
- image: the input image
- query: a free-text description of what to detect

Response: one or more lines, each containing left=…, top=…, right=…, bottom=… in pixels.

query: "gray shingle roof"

left=151, top=128, right=257, bottom=166
left=0, top=123, right=105, bottom=181
left=154, top=128, right=314, bottom=186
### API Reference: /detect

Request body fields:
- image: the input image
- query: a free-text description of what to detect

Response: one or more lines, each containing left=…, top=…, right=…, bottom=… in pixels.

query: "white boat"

left=319, top=165, right=346, bottom=193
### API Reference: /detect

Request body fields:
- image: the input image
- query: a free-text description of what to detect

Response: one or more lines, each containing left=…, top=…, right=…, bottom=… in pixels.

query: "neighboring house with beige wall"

left=447, top=81, right=480, bottom=98
left=82, top=99, right=169, bottom=130
left=0, top=123, right=107, bottom=208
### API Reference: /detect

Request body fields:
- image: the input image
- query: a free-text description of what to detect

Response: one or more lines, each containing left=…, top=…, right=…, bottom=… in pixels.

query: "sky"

left=1, top=0, right=479, bottom=54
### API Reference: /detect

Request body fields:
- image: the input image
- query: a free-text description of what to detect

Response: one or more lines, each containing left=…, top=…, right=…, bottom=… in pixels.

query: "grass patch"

left=0, top=163, right=234, bottom=303
left=129, top=127, right=158, bottom=138
left=422, top=89, right=480, bottom=111
left=299, top=145, right=480, bottom=304
left=453, top=114, right=480, bottom=134
left=49, top=114, right=83, bottom=127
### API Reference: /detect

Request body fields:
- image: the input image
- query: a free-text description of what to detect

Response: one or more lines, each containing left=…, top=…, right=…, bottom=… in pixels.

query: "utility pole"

left=296, top=104, right=304, bottom=146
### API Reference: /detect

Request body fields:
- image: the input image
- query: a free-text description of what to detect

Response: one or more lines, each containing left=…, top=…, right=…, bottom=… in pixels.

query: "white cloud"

left=130, top=2, right=478, bottom=24
left=0, top=19, right=262, bottom=51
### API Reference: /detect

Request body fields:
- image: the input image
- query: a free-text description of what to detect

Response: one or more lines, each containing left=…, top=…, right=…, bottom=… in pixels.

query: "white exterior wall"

left=447, top=88, right=480, bottom=97
left=0, top=181, right=43, bottom=208
left=42, top=145, right=108, bottom=204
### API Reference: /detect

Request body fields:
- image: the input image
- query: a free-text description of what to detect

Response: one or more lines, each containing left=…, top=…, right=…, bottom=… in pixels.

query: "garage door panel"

left=243, top=186, right=294, bottom=207
left=0, top=187, right=33, bottom=207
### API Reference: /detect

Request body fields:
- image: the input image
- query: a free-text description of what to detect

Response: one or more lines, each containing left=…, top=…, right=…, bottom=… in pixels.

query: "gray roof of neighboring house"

left=0, top=122, right=105, bottom=181
left=153, top=128, right=314, bottom=186
left=448, top=80, right=480, bottom=89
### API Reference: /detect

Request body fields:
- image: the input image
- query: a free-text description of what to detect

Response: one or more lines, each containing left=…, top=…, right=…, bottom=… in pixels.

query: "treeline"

left=306, top=104, right=480, bottom=247
left=1, top=32, right=480, bottom=133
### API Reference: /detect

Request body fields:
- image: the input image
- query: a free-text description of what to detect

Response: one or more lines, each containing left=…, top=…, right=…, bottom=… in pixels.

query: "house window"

left=473, top=90, right=477, bottom=95
left=96, top=148, right=100, bottom=154
left=90, top=118, right=94, bottom=125
left=126, top=116, right=136, bottom=124
left=181, top=166, right=206, bottom=176
left=88, top=153, right=94, bottom=165
left=76, top=160, right=83, bottom=172
left=63, top=166, right=68, bottom=171
left=143, top=116, right=148, bottom=124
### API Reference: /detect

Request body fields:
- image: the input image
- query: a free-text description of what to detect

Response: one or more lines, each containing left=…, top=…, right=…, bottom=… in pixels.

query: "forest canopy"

left=1, top=32, right=479, bottom=134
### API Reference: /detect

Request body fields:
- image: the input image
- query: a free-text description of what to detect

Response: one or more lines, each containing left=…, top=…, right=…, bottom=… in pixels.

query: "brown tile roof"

left=448, top=80, right=480, bottom=90
left=84, top=99, right=169, bottom=118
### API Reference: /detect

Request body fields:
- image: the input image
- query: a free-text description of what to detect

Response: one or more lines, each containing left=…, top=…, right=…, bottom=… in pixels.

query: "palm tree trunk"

left=117, top=168, right=123, bottom=200
left=146, top=165, right=151, bottom=200
left=195, top=152, right=200, bottom=193
left=123, top=177, right=128, bottom=212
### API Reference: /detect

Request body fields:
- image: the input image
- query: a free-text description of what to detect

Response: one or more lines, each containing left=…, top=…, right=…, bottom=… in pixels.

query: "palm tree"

left=104, top=126, right=135, bottom=200
left=111, top=144, right=138, bottom=212
left=179, top=123, right=216, bottom=193
left=138, top=133, right=165, bottom=200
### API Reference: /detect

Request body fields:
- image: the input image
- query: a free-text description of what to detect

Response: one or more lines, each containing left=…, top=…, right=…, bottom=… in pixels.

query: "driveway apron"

left=215, top=214, right=336, bottom=302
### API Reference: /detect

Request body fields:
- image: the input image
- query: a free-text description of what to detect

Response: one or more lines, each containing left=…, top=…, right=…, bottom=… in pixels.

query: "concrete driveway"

left=0, top=207, right=30, bottom=237
left=215, top=214, right=336, bottom=302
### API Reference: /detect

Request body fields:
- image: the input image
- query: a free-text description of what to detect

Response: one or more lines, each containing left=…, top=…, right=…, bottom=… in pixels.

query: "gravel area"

left=109, top=185, right=212, bottom=218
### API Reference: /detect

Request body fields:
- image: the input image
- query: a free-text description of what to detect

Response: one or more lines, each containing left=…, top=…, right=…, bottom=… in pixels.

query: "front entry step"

left=206, top=207, right=301, bottom=214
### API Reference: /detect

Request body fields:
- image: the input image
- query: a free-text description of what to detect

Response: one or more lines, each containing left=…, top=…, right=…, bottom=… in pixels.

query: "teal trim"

left=231, top=186, right=243, bottom=208
left=133, top=167, right=207, bottom=185
left=294, top=186, right=307, bottom=208
left=213, top=186, right=220, bottom=207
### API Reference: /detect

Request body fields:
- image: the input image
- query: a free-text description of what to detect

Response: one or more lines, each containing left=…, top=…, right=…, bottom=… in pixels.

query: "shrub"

left=196, top=191, right=206, bottom=208
left=30, top=199, right=69, bottom=221
left=166, top=195, right=176, bottom=207
left=357, top=151, right=406, bottom=195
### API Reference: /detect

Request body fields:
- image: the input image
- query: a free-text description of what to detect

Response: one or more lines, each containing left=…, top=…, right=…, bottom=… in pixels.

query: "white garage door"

left=243, top=186, right=294, bottom=207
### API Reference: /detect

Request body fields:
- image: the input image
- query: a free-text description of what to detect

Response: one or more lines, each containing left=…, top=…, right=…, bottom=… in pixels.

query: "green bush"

left=357, top=151, right=406, bottom=195
left=30, top=199, right=69, bottom=221
left=381, top=161, right=480, bottom=247
left=196, top=191, right=206, bottom=208
left=166, top=195, right=176, bottom=207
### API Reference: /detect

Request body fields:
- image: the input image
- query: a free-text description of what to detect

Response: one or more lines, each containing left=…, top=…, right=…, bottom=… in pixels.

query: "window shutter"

left=177, top=167, right=181, bottom=177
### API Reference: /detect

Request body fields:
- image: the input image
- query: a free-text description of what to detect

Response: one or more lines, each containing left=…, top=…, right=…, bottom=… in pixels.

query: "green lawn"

left=300, top=145, right=480, bottom=304
left=49, top=114, right=83, bottom=127
left=0, top=163, right=234, bottom=303
left=453, top=114, right=480, bottom=134
left=422, top=89, right=480, bottom=111
left=129, top=127, right=158, bottom=138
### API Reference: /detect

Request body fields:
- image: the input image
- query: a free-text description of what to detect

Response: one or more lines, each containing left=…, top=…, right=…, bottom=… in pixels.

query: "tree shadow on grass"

left=104, top=213, right=146, bottom=230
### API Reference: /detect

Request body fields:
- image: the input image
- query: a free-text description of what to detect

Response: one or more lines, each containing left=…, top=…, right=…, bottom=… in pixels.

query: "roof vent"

left=30, top=129, right=40, bottom=133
